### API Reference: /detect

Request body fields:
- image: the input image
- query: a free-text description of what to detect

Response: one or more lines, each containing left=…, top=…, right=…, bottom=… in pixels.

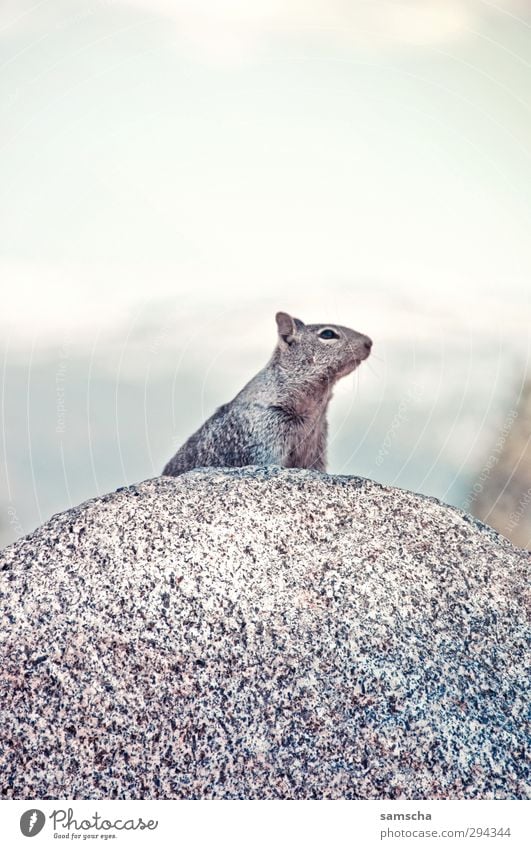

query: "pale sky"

left=0, top=0, right=530, bottom=348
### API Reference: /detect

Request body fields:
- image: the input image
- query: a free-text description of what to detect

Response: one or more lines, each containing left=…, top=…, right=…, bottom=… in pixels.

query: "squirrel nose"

left=363, top=338, right=372, bottom=351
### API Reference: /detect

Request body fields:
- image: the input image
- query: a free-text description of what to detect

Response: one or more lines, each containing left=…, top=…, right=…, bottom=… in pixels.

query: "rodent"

left=163, top=311, right=372, bottom=476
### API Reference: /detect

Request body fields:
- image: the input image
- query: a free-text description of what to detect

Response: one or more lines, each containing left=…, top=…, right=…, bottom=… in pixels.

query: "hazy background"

left=1, top=0, right=530, bottom=548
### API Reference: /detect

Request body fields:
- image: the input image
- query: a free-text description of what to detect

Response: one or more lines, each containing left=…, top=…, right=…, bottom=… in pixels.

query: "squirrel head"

left=274, top=311, right=372, bottom=384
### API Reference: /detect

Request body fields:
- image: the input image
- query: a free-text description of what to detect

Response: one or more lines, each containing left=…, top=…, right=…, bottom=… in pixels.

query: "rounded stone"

left=0, top=467, right=529, bottom=799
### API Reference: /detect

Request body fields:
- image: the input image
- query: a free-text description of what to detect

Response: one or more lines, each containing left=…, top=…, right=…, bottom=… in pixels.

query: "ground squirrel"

left=163, top=311, right=372, bottom=476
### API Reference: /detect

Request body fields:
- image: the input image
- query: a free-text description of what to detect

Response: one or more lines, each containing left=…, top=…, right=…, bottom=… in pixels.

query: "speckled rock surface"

left=0, top=467, right=529, bottom=800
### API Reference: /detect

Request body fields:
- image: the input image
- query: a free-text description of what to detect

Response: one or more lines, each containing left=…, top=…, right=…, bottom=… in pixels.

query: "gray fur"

left=163, top=312, right=372, bottom=476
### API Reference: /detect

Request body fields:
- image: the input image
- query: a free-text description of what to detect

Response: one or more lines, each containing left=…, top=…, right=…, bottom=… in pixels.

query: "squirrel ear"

left=275, top=312, right=304, bottom=345
left=275, top=311, right=298, bottom=345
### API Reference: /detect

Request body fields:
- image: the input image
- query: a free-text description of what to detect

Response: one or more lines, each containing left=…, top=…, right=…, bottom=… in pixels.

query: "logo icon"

left=20, top=810, right=45, bottom=837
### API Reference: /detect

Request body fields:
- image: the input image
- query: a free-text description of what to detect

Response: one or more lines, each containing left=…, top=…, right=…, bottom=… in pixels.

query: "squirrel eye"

left=318, top=328, right=340, bottom=340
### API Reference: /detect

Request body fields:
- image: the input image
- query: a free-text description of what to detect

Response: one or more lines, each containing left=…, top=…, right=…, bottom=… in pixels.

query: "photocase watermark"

left=462, top=408, right=518, bottom=511
left=51, top=807, right=158, bottom=836
left=6, top=501, right=24, bottom=537
left=56, top=337, right=71, bottom=434
left=20, top=809, right=45, bottom=837
left=505, top=486, right=531, bottom=534
left=18, top=807, right=159, bottom=840
left=374, top=383, right=424, bottom=467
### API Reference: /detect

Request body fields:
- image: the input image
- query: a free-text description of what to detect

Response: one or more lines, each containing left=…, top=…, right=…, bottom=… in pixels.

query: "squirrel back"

left=163, top=311, right=372, bottom=476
